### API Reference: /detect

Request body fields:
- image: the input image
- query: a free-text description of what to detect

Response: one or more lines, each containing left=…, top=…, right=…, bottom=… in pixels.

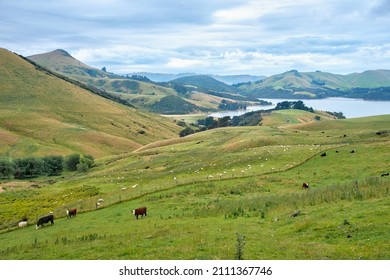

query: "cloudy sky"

left=1, top=0, right=389, bottom=76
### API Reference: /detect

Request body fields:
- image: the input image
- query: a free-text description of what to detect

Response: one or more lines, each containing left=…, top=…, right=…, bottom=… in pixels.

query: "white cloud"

left=166, top=58, right=209, bottom=69
left=1, top=0, right=389, bottom=75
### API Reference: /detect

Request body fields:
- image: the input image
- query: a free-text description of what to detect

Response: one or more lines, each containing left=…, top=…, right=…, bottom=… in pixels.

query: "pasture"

left=0, top=113, right=389, bottom=259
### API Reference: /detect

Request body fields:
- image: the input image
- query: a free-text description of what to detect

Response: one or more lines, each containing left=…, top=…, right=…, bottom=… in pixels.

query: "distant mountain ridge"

left=130, top=72, right=265, bottom=84
left=27, top=49, right=390, bottom=104
left=238, top=69, right=390, bottom=100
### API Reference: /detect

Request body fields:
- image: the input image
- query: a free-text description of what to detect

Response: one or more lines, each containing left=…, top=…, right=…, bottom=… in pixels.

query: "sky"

left=1, top=0, right=390, bottom=76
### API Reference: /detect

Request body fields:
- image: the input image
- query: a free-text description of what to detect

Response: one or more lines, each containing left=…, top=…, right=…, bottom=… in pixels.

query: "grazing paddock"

left=0, top=114, right=389, bottom=259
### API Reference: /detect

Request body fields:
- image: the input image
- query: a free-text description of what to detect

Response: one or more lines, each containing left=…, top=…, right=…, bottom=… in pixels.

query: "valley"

left=0, top=48, right=389, bottom=260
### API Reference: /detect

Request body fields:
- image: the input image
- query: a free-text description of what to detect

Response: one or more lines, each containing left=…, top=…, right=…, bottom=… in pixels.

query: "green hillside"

left=28, top=49, right=118, bottom=79
left=0, top=48, right=181, bottom=158
left=170, top=75, right=238, bottom=93
left=239, top=69, right=390, bottom=100
left=0, top=111, right=388, bottom=259
left=27, top=51, right=215, bottom=114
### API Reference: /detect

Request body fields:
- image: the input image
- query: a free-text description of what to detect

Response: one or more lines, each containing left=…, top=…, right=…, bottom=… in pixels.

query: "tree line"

left=0, top=154, right=94, bottom=179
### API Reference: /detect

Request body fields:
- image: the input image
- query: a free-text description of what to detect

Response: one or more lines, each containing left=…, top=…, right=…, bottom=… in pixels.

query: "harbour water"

left=209, top=98, right=390, bottom=119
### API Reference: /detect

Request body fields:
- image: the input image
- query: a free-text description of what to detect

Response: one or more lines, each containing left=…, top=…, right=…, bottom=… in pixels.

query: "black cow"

left=302, top=182, right=309, bottom=190
left=36, top=214, right=54, bottom=229
left=132, top=206, right=147, bottom=219
left=66, top=208, right=77, bottom=218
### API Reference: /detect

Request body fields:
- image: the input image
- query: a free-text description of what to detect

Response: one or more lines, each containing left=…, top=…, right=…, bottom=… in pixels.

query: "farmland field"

left=0, top=112, right=389, bottom=259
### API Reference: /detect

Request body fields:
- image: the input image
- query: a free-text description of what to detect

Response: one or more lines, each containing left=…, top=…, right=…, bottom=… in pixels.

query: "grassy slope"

left=0, top=48, right=181, bottom=158
left=27, top=49, right=115, bottom=79
left=242, top=70, right=390, bottom=92
left=170, top=75, right=237, bottom=93
left=28, top=50, right=217, bottom=112
left=0, top=112, right=388, bottom=259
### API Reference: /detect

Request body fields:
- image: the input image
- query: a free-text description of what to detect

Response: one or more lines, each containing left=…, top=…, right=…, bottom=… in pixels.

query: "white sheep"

left=18, top=221, right=28, bottom=228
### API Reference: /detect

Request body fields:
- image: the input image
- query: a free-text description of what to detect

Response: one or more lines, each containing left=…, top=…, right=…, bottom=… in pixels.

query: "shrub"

left=235, top=233, right=246, bottom=260
left=77, top=162, right=89, bottom=173
left=42, top=155, right=64, bottom=176
left=76, top=155, right=94, bottom=173
left=65, top=154, right=80, bottom=171
left=14, top=157, right=44, bottom=179
left=0, top=160, right=15, bottom=179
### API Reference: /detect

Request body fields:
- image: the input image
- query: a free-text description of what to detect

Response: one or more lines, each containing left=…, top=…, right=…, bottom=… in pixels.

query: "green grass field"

left=0, top=113, right=389, bottom=259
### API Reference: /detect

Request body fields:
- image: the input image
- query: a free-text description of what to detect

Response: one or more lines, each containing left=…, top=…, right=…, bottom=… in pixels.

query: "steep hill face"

left=28, top=49, right=118, bottom=79
left=0, top=48, right=180, bottom=158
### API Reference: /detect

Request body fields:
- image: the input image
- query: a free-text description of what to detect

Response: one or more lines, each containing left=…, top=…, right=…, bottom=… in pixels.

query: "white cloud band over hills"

left=1, top=0, right=389, bottom=76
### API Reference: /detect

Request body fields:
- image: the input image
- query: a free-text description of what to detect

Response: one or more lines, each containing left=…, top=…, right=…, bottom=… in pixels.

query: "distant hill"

left=27, top=50, right=219, bottom=114
left=127, top=72, right=197, bottom=82
left=131, top=72, right=264, bottom=84
left=209, top=74, right=265, bottom=85
left=0, top=48, right=180, bottom=158
left=239, top=69, right=390, bottom=100
left=170, top=75, right=238, bottom=94
left=28, top=49, right=119, bottom=79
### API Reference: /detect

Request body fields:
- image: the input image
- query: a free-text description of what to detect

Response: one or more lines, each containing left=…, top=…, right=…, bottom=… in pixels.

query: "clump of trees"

left=0, top=154, right=94, bottom=179
left=179, top=111, right=264, bottom=137
left=218, top=100, right=247, bottom=111
left=274, top=100, right=314, bottom=112
left=178, top=100, right=330, bottom=137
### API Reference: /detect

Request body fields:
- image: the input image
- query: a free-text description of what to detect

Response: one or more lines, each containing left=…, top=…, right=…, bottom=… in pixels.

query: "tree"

left=82, top=154, right=94, bottom=168
left=76, top=162, right=89, bottom=173
left=42, top=155, right=64, bottom=176
left=218, top=116, right=231, bottom=127
left=75, top=155, right=95, bottom=173
left=65, top=154, right=80, bottom=171
left=0, top=160, right=15, bottom=179
left=179, top=126, right=195, bottom=137
left=14, top=157, right=44, bottom=179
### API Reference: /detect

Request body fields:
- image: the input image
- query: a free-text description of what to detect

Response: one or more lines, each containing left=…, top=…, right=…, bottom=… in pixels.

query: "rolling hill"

left=27, top=49, right=118, bottom=79
left=0, top=111, right=389, bottom=259
left=27, top=51, right=219, bottom=114
left=170, top=74, right=238, bottom=94
left=0, top=48, right=181, bottom=158
left=131, top=72, right=265, bottom=84
left=239, top=69, right=390, bottom=100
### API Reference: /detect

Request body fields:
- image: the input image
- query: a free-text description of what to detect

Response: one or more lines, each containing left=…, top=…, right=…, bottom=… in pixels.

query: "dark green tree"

left=0, top=160, right=15, bottom=179
left=82, top=154, right=94, bottom=168
left=218, top=116, right=231, bottom=127
left=179, top=126, right=195, bottom=137
left=65, top=153, right=80, bottom=171
left=42, top=155, right=64, bottom=176
left=14, top=157, right=44, bottom=179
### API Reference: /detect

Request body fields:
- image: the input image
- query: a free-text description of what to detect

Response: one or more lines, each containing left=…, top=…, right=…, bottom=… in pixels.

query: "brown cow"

left=132, top=206, right=147, bottom=219
left=302, top=182, right=309, bottom=189
left=66, top=208, right=77, bottom=218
